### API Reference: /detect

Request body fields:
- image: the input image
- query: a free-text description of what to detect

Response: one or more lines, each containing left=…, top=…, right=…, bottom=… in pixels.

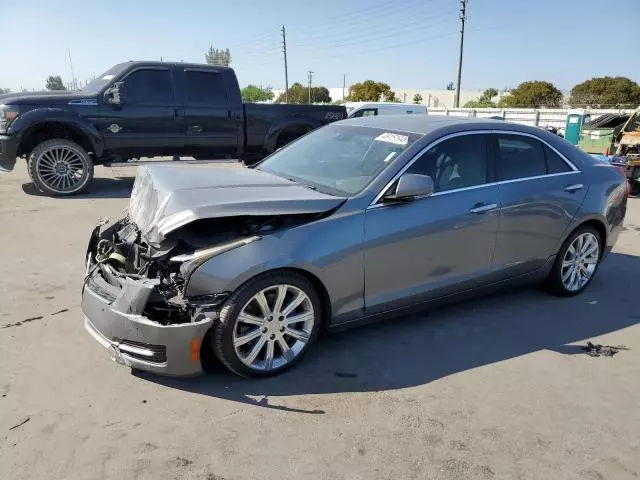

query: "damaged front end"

left=81, top=164, right=346, bottom=375
left=82, top=212, right=329, bottom=375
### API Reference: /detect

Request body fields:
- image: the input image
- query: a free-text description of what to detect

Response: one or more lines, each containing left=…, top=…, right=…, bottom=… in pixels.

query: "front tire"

left=212, top=272, right=322, bottom=377
left=546, top=225, right=601, bottom=297
left=28, top=139, right=94, bottom=196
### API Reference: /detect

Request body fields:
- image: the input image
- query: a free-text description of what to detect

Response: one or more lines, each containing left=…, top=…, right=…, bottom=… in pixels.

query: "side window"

left=544, top=145, right=573, bottom=173
left=407, top=134, right=488, bottom=192
left=185, top=71, right=229, bottom=105
left=495, top=135, right=546, bottom=181
left=125, top=69, right=173, bottom=103
left=352, top=108, right=377, bottom=117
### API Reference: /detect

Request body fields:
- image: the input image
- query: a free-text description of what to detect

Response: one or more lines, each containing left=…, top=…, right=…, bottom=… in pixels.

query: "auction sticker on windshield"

left=375, top=132, right=409, bottom=145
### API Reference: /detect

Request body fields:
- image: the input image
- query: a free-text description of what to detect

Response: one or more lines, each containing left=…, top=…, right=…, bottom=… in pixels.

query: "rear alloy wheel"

left=28, top=139, right=94, bottom=196
left=547, top=226, right=601, bottom=297
left=212, top=272, right=322, bottom=377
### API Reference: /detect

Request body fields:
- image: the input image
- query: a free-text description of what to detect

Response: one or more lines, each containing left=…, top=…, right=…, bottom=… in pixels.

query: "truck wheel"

left=28, top=139, right=94, bottom=196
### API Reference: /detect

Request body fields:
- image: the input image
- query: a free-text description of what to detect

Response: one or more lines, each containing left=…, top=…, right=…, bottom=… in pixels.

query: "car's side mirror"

left=104, top=81, right=124, bottom=106
left=382, top=173, right=434, bottom=202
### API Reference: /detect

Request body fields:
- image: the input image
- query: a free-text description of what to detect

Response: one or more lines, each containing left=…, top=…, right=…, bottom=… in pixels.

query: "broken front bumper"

left=81, top=265, right=213, bottom=377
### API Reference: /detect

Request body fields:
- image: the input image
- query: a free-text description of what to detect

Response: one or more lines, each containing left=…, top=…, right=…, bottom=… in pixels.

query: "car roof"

left=336, top=114, right=510, bottom=135
left=119, top=60, right=234, bottom=72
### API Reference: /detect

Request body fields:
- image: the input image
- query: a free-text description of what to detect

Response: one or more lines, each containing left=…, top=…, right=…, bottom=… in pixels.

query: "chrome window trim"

left=369, top=129, right=580, bottom=207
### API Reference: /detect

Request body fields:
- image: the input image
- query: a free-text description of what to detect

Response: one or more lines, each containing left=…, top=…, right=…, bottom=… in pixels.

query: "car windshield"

left=80, top=63, right=130, bottom=95
left=257, top=124, right=421, bottom=196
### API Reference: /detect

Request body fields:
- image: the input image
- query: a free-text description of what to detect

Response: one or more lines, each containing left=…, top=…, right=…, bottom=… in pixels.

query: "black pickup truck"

left=0, top=61, right=346, bottom=195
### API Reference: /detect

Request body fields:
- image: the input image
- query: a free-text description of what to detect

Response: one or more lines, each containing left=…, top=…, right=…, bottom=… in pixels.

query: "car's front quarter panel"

left=185, top=207, right=366, bottom=325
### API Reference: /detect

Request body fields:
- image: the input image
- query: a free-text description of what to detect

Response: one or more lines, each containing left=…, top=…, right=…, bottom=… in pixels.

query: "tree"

left=413, top=93, right=423, bottom=104
left=569, top=77, right=640, bottom=108
left=346, top=80, right=394, bottom=102
left=46, top=75, right=66, bottom=91
left=497, top=80, right=562, bottom=108
left=463, top=88, right=499, bottom=108
left=205, top=46, right=231, bottom=67
left=241, top=84, right=274, bottom=102
left=275, top=83, right=332, bottom=104
left=446, top=82, right=455, bottom=91
left=0, top=88, right=10, bottom=95
left=383, top=90, right=397, bottom=102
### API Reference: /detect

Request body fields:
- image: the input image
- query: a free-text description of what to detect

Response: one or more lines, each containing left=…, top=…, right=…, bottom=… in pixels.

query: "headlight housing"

left=0, top=105, right=19, bottom=134
left=170, top=236, right=261, bottom=263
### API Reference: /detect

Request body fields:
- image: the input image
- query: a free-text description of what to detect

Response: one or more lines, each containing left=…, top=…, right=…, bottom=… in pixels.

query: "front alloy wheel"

left=212, top=272, right=321, bottom=377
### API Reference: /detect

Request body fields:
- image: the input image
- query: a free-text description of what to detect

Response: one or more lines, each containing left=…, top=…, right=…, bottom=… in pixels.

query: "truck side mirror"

left=104, top=82, right=124, bottom=106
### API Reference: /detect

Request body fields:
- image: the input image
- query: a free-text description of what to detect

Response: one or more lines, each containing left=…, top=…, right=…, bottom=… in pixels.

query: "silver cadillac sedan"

left=81, top=116, right=627, bottom=377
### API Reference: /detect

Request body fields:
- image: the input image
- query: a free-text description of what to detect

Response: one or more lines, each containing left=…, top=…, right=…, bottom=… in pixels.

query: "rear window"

left=495, top=135, right=546, bottom=181
left=544, top=145, right=573, bottom=173
left=185, top=71, right=229, bottom=105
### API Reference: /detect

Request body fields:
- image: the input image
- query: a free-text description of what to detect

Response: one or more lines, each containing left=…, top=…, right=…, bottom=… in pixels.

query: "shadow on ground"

left=136, top=253, right=639, bottom=414
left=22, top=176, right=135, bottom=199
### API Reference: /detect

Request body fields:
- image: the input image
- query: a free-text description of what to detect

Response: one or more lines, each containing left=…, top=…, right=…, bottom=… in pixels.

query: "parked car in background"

left=346, top=102, right=427, bottom=118
left=81, top=115, right=627, bottom=378
left=0, top=61, right=346, bottom=195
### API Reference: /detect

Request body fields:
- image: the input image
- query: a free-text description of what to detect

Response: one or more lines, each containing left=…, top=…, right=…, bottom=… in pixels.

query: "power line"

left=298, top=29, right=458, bottom=63
left=288, top=12, right=456, bottom=52
left=289, top=3, right=455, bottom=46
left=454, top=0, right=467, bottom=108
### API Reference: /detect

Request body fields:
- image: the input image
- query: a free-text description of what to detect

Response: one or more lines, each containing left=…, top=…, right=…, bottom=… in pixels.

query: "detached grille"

left=118, top=340, right=167, bottom=364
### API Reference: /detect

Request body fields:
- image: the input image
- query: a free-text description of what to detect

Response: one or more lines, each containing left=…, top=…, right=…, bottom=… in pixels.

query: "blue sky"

left=1, top=0, right=638, bottom=93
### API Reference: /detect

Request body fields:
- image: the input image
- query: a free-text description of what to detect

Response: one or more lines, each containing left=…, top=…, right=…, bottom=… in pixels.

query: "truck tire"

left=28, top=139, right=94, bottom=196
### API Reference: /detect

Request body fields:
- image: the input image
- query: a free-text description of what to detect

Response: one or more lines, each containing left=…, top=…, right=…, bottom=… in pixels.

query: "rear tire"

left=211, top=271, right=322, bottom=377
left=28, top=139, right=93, bottom=196
left=546, top=225, right=601, bottom=297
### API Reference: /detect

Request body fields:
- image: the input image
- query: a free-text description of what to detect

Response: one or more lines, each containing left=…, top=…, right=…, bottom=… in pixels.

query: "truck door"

left=180, top=68, right=241, bottom=157
left=100, top=66, right=184, bottom=158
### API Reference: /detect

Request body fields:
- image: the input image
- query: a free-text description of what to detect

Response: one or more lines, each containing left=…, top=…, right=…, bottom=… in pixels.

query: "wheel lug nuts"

left=268, top=316, right=273, bottom=322
left=279, top=315, right=284, bottom=321
left=270, top=334, right=275, bottom=340
left=280, top=326, right=285, bottom=332
left=262, top=327, right=267, bottom=333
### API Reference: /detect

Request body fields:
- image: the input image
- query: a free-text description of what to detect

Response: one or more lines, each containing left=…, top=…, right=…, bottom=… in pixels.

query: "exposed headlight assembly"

left=170, top=236, right=261, bottom=263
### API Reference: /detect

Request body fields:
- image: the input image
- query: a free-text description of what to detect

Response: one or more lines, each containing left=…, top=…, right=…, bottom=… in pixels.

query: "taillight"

left=613, top=166, right=630, bottom=196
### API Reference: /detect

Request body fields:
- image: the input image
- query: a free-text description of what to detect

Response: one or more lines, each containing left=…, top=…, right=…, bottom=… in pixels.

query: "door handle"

left=469, top=203, right=498, bottom=214
left=564, top=183, right=584, bottom=193
left=188, top=125, right=203, bottom=133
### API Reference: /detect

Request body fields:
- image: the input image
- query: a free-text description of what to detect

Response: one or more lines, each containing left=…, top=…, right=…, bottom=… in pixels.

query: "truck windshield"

left=257, top=124, right=421, bottom=196
left=80, top=63, right=130, bottom=95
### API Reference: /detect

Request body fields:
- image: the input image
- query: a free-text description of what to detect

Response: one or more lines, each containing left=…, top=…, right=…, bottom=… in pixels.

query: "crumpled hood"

left=129, top=164, right=346, bottom=244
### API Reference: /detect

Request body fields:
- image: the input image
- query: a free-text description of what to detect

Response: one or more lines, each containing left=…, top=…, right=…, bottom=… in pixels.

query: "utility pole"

left=307, top=70, right=314, bottom=103
left=67, top=48, right=77, bottom=91
left=282, top=25, right=289, bottom=103
left=454, top=0, right=467, bottom=108
left=342, top=74, right=346, bottom=102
